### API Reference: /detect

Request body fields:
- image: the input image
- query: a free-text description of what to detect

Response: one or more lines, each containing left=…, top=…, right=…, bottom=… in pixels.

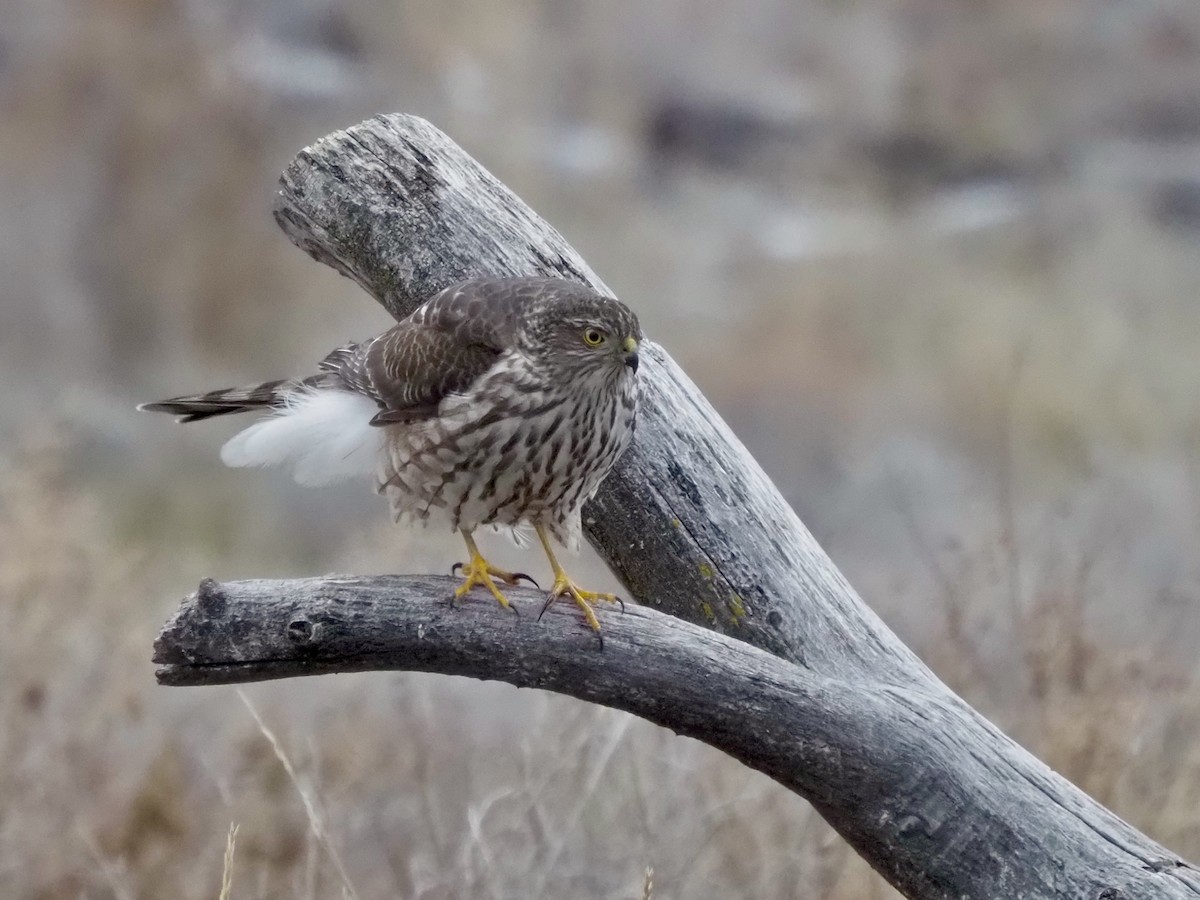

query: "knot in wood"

left=1143, top=858, right=1184, bottom=874
left=896, top=814, right=930, bottom=837
left=196, top=578, right=227, bottom=617
left=286, top=617, right=315, bottom=644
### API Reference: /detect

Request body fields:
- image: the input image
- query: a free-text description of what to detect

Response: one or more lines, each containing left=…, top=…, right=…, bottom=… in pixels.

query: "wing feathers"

left=138, top=378, right=311, bottom=422
left=142, top=277, right=576, bottom=426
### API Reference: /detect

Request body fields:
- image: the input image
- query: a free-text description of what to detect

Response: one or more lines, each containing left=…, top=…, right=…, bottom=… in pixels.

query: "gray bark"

left=155, top=113, right=1200, bottom=899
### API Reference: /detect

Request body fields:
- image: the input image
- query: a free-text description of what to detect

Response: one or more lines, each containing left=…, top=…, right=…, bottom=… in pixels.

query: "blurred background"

left=3, top=0, right=1200, bottom=897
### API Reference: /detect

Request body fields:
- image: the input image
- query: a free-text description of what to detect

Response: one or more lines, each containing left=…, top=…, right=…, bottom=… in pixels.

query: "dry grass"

left=0, top=435, right=832, bottom=898
left=218, top=824, right=239, bottom=900
left=2, top=421, right=1199, bottom=899
left=237, top=691, right=361, bottom=900
left=3, top=1, right=1200, bottom=897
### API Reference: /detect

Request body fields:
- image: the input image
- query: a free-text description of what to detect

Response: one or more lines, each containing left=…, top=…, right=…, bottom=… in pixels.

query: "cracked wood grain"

left=156, top=574, right=1199, bottom=900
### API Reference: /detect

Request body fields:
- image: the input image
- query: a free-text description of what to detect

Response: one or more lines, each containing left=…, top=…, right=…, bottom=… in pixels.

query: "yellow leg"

left=453, top=530, right=535, bottom=611
left=535, top=524, right=622, bottom=638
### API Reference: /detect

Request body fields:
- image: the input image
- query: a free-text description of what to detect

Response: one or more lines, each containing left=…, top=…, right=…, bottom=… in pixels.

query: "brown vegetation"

left=2, top=0, right=1200, bottom=896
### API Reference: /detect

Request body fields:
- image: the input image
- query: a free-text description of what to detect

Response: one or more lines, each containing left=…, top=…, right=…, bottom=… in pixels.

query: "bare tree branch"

left=151, top=114, right=1200, bottom=899
left=156, top=575, right=1200, bottom=899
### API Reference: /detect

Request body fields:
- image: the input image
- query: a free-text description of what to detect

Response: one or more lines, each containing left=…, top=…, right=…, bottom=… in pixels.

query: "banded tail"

left=139, top=373, right=382, bottom=485
left=137, top=375, right=331, bottom=423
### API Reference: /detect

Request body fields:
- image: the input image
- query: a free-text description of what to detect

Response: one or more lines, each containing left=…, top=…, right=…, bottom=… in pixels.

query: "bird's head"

left=524, top=287, right=642, bottom=378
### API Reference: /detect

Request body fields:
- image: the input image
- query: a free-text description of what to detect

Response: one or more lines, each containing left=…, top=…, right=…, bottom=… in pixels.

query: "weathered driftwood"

left=155, top=114, right=1200, bottom=899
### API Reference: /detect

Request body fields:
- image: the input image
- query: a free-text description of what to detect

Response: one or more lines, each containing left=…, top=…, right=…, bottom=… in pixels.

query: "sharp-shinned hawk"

left=141, top=277, right=642, bottom=639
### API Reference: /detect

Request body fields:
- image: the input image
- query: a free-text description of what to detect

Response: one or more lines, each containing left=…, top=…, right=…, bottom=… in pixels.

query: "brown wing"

left=322, top=277, right=550, bottom=427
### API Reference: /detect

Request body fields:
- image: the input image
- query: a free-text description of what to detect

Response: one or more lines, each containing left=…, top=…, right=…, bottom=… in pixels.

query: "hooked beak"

left=622, top=336, right=640, bottom=372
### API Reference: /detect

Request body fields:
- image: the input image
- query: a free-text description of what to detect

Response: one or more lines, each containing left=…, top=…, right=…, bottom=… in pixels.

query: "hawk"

left=141, top=277, right=642, bottom=638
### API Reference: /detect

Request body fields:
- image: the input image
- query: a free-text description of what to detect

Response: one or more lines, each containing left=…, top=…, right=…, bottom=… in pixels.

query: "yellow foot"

left=451, top=555, right=536, bottom=612
left=539, top=575, right=625, bottom=646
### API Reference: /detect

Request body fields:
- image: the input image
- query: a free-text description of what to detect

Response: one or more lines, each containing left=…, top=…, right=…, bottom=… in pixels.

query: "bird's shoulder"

left=410, top=276, right=591, bottom=345
left=318, top=278, right=569, bottom=426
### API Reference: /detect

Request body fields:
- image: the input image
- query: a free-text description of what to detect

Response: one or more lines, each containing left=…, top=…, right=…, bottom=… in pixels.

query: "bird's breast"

left=377, top=366, right=636, bottom=535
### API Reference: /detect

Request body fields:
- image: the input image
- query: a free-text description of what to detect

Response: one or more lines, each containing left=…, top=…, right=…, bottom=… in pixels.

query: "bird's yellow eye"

left=583, top=328, right=606, bottom=346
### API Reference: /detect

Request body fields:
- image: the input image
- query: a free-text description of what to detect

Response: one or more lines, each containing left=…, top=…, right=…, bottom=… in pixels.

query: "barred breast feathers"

left=220, top=389, right=382, bottom=486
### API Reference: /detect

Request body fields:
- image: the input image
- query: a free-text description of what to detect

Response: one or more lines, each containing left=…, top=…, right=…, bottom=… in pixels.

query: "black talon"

left=451, top=562, right=464, bottom=576
left=510, top=571, right=541, bottom=590
left=537, top=591, right=605, bottom=647
left=614, top=596, right=626, bottom=614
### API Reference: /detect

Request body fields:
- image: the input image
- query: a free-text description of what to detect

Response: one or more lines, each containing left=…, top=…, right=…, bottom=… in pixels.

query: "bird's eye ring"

left=583, top=328, right=606, bottom=346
